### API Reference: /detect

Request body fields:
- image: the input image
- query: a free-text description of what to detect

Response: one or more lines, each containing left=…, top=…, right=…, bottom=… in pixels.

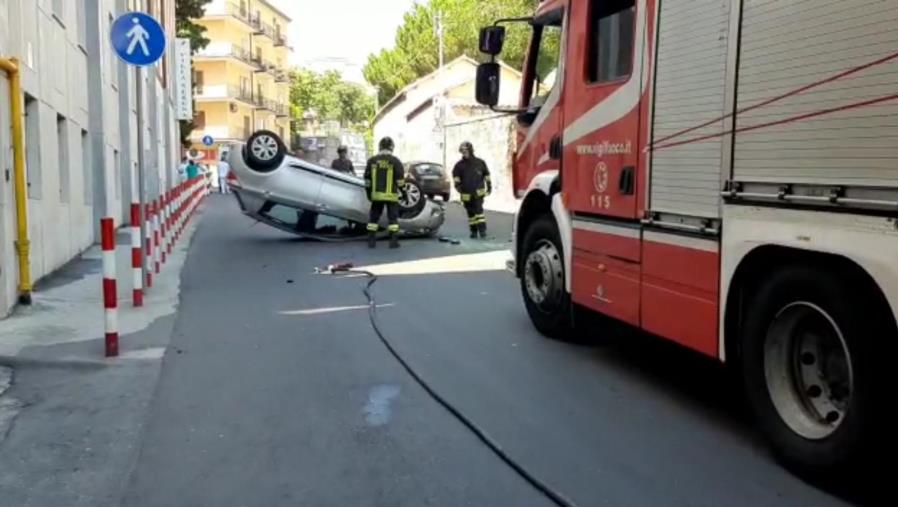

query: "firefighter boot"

left=478, top=222, right=488, bottom=239
left=367, top=231, right=377, bottom=248
left=470, top=225, right=478, bottom=239
left=389, top=232, right=400, bottom=249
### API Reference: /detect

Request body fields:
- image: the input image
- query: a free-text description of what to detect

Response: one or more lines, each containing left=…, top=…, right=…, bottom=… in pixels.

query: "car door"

left=316, top=168, right=369, bottom=224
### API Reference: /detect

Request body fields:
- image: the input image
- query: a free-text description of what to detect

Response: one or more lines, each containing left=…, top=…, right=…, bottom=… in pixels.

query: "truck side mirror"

left=475, top=63, right=501, bottom=107
left=479, top=26, right=506, bottom=56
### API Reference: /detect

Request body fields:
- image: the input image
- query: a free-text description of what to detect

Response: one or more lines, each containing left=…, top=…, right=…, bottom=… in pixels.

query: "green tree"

left=176, top=0, right=212, bottom=147
left=363, top=0, right=540, bottom=105
left=289, top=69, right=376, bottom=128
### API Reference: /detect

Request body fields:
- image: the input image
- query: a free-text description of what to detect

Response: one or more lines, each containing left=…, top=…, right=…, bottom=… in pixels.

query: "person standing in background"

left=452, top=141, right=491, bottom=239
left=331, top=146, right=355, bottom=174
left=217, top=153, right=231, bottom=194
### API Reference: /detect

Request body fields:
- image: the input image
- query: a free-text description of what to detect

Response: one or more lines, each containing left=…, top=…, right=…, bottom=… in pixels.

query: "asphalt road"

left=121, top=195, right=862, bottom=506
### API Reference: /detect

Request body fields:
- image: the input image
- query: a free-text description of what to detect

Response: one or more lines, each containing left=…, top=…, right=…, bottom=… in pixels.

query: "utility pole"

left=434, top=10, right=447, bottom=168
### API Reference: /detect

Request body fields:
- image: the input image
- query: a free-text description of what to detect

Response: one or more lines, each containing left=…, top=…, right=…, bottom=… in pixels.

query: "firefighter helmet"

left=337, top=145, right=348, bottom=155
left=379, top=137, right=395, bottom=152
left=459, top=141, right=474, bottom=154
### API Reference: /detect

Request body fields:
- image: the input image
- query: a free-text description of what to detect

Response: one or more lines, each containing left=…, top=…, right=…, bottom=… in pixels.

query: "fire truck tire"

left=740, top=265, right=890, bottom=475
left=520, top=216, right=573, bottom=339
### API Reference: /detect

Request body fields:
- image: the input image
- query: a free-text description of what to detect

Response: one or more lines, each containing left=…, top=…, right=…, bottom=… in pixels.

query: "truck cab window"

left=588, top=0, right=635, bottom=83
left=527, top=22, right=562, bottom=108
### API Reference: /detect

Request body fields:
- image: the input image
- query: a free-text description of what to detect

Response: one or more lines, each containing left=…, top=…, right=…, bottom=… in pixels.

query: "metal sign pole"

left=136, top=66, right=148, bottom=279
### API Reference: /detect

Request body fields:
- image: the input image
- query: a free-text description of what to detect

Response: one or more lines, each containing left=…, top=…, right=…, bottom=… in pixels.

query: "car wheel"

left=399, top=179, right=426, bottom=217
left=245, top=130, right=286, bottom=172
left=741, top=265, right=892, bottom=475
left=442, top=193, right=451, bottom=202
left=520, top=216, right=573, bottom=339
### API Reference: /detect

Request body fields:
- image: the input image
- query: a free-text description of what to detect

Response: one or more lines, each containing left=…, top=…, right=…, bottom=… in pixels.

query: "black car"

left=406, top=161, right=451, bottom=202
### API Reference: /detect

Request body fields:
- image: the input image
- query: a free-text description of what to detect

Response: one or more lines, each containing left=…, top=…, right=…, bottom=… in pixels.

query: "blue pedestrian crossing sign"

left=110, top=12, right=166, bottom=66
left=202, top=135, right=215, bottom=146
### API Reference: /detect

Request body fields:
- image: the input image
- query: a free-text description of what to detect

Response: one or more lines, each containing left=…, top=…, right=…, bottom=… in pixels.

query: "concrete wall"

left=0, top=0, right=181, bottom=317
left=445, top=109, right=519, bottom=214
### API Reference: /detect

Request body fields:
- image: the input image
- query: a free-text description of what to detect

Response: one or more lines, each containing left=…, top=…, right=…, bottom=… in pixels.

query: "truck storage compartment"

left=649, top=0, right=733, bottom=219
left=571, top=251, right=640, bottom=327
left=732, top=0, right=898, bottom=190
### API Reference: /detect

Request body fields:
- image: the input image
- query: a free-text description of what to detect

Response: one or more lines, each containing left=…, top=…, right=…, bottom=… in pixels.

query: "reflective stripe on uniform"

left=387, top=224, right=400, bottom=232
left=460, top=193, right=471, bottom=202
left=371, top=191, right=399, bottom=202
left=367, top=223, right=379, bottom=232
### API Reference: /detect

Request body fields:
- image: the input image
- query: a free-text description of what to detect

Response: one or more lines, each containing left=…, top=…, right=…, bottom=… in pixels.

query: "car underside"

left=225, top=131, right=446, bottom=240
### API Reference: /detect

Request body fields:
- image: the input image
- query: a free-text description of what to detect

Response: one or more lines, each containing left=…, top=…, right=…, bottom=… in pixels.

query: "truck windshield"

left=528, top=21, right=562, bottom=108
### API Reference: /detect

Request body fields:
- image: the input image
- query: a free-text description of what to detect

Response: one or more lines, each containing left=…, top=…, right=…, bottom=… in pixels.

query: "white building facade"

left=0, top=0, right=181, bottom=316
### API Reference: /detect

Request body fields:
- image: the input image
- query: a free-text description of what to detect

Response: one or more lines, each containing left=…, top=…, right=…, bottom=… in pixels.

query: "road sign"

left=174, top=38, right=193, bottom=120
left=110, top=12, right=166, bottom=66
left=202, top=135, right=215, bottom=146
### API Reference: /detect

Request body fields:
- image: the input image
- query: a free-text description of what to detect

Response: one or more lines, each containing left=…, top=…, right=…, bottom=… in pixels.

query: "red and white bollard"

left=145, top=202, right=153, bottom=288
left=153, top=199, right=161, bottom=275
left=130, top=203, right=143, bottom=307
left=160, top=195, right=167, bottom=266
left=166, top=190, right=173, bottom=256
left=101, top=218, right=119, bottom=358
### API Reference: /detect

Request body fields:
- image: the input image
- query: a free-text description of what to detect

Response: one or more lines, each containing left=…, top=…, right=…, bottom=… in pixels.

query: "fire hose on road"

left=322, top=263, right=577, bottom=507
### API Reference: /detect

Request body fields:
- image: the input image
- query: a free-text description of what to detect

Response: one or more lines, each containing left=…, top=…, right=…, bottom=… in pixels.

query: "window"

left=524, top=19, right=562, bottom=108
left=114, top=149, right=121, bottom=199
left=243, top=116, right=251, bottom=138
left=76, top=2, right=87, bottom=49
left=52, top=0, right=64, bottom=23
left=109, top=14, right=119, bottom=89
left=195, top=111, right=206, bottom=129
left=24, top=94, right=41, bottom=199
left=82, top=129, right=92, bottom=204
left=195, top=70, right=205, bottom=95
left=587, top=0, right=635, bottom=83
left=57, top=115, right=70, bottom=203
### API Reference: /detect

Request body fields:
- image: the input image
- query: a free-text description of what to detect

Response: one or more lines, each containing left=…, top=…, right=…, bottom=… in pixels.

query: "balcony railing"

left=274, top=69, right=289, bottom=83
left=204, top=2, right=255, bottom=29
left=252, top=96, right=290, bottom=117
left=195, top=43, right=254, bottom=66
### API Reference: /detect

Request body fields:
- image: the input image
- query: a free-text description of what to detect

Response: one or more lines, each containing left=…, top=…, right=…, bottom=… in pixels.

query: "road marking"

left=278, top=303, right=395, bottom=316
left=356, top=249, right=510, bottom=276
left=117, top=347, right=167, bottom=360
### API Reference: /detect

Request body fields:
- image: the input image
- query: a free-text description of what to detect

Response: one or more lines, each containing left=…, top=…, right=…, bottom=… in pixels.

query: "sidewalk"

left=0, top=202, right=205, bottom=507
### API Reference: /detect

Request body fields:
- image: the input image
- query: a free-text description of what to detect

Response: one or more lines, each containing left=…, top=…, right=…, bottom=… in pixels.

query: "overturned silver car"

left=226, top=131, right=445, bottom=240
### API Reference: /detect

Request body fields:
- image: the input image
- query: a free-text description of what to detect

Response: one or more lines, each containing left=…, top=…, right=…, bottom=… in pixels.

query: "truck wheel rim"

left=764, top=301, right=854, bottom=440
left=524, top=239, right=563, bottom=310
left=401, top=183, right=421, bottom=208
left=251, top=134, right=278, bottom=161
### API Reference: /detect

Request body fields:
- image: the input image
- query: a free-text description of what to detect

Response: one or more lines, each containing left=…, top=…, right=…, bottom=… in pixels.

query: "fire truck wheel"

left=520, top=216, right=572, bottom=339
left=245, top=130, right=286, bottom=172
left=740, top=265, right=890, bottom=475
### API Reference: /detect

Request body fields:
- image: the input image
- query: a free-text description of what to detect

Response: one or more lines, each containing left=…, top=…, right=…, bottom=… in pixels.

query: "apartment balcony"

left=194, top=84, right=256, bottom=106
left=273, top=68, right=290, bottom=83
left=189, top=125, right=247, bottom=143
left=195, top=42, right=255, bottom=68
left=203, top=1, right=255, bottom=30
left=252, top=97, right=290, bottom=117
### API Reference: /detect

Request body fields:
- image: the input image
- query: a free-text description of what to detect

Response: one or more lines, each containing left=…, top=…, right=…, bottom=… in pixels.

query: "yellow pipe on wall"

left=0, top=57, right=33, bottom=305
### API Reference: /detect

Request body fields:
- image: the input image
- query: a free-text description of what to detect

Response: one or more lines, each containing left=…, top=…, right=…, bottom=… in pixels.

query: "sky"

left=269, top=0, right=418, bottom=85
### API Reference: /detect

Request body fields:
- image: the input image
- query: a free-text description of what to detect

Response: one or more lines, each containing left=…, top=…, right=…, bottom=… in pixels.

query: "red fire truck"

left=475, top=0, right=898, bottom=473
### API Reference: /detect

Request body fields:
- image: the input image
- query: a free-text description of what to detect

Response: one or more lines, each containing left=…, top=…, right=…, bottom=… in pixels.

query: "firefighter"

left=331, top=146, right=355, bottom=174
left=364, top=137, right=405, bottom=249
left=452, top=141, right=491, bottom=238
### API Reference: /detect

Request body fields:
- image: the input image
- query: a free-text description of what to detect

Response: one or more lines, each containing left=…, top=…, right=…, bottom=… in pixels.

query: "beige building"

left=372, top=56, right=526, bottom=212
left=190, top=0, right=293, bottom=166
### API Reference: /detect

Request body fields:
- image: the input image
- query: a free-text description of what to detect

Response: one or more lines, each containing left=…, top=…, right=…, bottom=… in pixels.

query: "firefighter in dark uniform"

left=330, top=146, right=355, bottom=174
left=364, top=137, right=405, bottom=249
left=453, top=141, right=491, bottom=238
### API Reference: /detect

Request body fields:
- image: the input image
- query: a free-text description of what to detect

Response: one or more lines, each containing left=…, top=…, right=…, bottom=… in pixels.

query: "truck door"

left=513, top=8, right=565, bottom=191
left=563, top=0, right=644, bottom=221
left=563, top=0, right=647, bottom=327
